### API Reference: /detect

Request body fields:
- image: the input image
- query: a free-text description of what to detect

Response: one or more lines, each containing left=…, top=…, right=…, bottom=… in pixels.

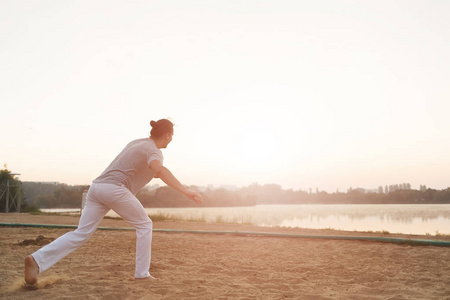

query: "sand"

left=1, top=213, right=449, bottom=300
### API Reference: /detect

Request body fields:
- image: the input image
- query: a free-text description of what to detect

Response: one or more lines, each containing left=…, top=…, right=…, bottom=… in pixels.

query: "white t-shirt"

left=93, top=138, right=163, bottom=195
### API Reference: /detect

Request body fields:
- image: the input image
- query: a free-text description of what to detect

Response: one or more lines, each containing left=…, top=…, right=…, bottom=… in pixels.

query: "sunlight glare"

left=233, top=121, right=279, bottom=170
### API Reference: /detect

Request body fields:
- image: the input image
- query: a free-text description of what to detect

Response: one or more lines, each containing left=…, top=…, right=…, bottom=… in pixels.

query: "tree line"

left=21, top=181, right=89, bottom=209
left=17, top=181, right=450, bottom=209
left=1, top=163, right=448, bottom=210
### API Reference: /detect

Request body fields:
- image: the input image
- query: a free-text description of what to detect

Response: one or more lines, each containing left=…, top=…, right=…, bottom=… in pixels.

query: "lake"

left=42, top=204, right=450, bottom=236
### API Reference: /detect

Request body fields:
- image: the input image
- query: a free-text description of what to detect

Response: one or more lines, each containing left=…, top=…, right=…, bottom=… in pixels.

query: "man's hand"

left=186, top=190, right=202, bottom=204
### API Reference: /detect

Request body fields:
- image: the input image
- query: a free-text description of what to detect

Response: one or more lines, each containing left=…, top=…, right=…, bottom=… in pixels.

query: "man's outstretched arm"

left=149, top=160, right=202, bottom=204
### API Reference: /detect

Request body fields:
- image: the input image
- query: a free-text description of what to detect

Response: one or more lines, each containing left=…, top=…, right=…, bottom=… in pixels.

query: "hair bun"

left=149, top=118, right=174, bottom=138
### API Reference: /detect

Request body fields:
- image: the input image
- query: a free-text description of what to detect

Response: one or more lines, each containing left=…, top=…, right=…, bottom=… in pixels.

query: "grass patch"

left=104, top=215, right=123, bottom=220
left=435, top=231, right=450, bottom=238
left=28, top=210, right=80, bottom=217
left=354, top=229, right=391, bottom=235
left=147, top=212, right=252, bottom=225
left=23, top=206, right=42, bottom=214
left=216, top=215, right=252, bottom=225
left=232, top=216, right=252, bottom=225
left=147, top=212, right=206, bottom=223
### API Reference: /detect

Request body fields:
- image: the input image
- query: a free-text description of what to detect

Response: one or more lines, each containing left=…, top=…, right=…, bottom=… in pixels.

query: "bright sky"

left=1, top=1, right=449, bottom=192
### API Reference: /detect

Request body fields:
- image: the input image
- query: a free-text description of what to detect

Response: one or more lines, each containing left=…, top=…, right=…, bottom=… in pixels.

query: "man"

left=25, top=119, right=202, bottom=284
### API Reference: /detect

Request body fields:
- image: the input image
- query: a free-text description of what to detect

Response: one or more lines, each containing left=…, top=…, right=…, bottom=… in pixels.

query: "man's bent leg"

left=108, top=187, right=153, bottom=279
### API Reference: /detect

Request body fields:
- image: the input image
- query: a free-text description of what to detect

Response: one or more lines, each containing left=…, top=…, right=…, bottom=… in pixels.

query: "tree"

left=0, top=166, right=24, bottom=212
left=33, top=184, right=87, bottom=208
left=378, top=186, right=384, bottom=194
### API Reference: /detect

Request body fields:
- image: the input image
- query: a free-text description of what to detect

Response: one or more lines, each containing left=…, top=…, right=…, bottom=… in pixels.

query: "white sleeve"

left=147, top=151, right=163, bottom=166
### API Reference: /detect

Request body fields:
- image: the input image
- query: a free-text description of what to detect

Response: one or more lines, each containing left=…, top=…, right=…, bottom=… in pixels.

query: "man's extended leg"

left=25, top=184, right=108, bottom=284
left=24, top=255, right=39, bottom=285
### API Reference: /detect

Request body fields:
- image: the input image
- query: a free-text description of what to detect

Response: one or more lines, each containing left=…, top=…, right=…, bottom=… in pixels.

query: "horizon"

left=18, top=178, right=442, bottom=194
left=1, top=1, right=449, bottom=194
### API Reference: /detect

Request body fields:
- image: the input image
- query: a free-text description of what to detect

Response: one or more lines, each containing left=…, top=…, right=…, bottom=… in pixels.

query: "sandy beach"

left=1, top=213, right=449, bottom=299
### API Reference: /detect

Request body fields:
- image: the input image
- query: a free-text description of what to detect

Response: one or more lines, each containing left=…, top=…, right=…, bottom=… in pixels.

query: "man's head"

left=150, top=119, right=174, bottom=149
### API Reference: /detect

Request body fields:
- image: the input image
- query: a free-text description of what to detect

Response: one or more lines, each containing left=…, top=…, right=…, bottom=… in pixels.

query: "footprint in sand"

left=12, top=275, right=69, bottom=291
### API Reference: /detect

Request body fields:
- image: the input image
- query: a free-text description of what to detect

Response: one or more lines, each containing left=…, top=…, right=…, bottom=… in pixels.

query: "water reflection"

left=255, top=205, right=450, bottom=235
left=106, top=204, right=450, bottom=235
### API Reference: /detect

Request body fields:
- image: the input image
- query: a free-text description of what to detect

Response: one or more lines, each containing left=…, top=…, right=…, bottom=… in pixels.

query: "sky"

left=1, top=0, right=449, bottom=193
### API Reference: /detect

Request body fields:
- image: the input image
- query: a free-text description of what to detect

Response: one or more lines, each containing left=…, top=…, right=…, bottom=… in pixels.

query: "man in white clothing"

left=25, top=119, right=202, bottom=284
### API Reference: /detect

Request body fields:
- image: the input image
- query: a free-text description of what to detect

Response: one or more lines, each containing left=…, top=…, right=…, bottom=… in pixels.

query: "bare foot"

left=135, top=275, right=157, bottom=281
left=24, top=255, right=39, bottom=285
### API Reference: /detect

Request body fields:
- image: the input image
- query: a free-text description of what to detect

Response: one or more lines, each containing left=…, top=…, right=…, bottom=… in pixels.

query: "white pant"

left=32, top=182, right=153, bottom=278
